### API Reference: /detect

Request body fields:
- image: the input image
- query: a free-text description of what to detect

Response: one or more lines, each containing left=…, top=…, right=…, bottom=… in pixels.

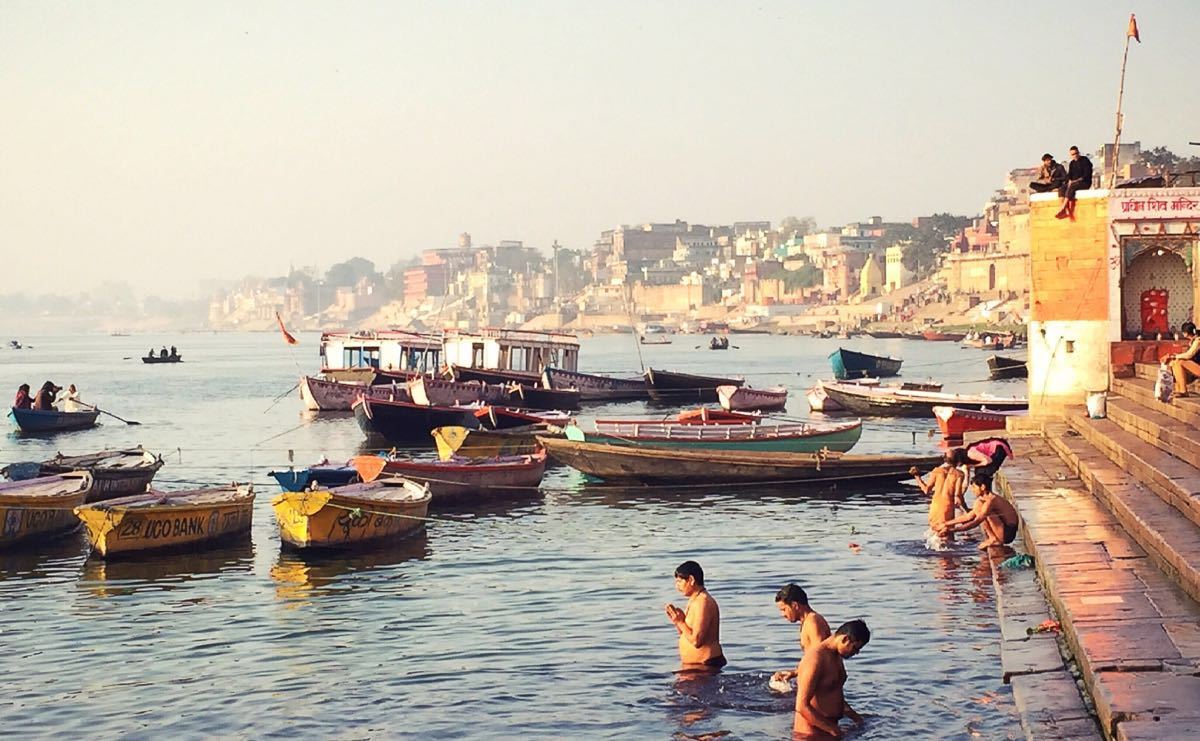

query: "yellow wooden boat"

left=271, top=476, right=431, bottom=549
left=74, top=484, right=255, bottom=558
left=0, top=472, right=92, bottom=548
left=432, top=425, right=549, bottom=461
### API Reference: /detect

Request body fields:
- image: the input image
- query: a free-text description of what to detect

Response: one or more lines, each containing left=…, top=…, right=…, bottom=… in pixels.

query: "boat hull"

left=539, top=438, right=941, bottom=484
left=644, top=368, right=745, bottom=403
left=141, top=356, right=183, bottom=363
left=300, top=375, right=409, bottom=412
left=586, top=420, right=862, bottom=453
left=351, top=452, right=547, bottom=505
left=10, top=407, right=100, bottom=433
left=432, top=425, right=553, bottom=460
left=718, top=384, right=788, bottom=412
left=271, top=480, right=431, bottom=549
left=542, top=368, right=650, bottom=402
left=0, top=473, right=92, bottom=548
left=20, top=448, right=164, bottom=502
left=353, top=397, right=480, bottom=444
left=829, top=348, right=903, bottom=380
left=933, top=406, right=1021, bottom=440
left=820, top=383, right=1028, bottom=417
left=269, top=466, right=360, bottom=492
left=74, top=485, right=254, bottom=558
left=450, top=366, right=542, bottom=385
left=987, top=355, right=1029, bottom=380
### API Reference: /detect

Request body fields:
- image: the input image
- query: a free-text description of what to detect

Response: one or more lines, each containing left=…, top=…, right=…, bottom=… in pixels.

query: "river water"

left=1, top=332, right=1026, bottom=739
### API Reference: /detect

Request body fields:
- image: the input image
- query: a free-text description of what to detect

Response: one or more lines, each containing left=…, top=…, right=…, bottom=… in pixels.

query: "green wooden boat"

left=586, top=418, right=862, bottom=453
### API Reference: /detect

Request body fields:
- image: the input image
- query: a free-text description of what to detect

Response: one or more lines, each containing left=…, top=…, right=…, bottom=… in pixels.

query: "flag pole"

left=1110, top=18, right=1137, bottom=188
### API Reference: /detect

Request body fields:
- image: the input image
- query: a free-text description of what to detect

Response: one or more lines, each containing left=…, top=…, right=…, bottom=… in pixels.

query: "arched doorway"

left=1121, top=243, right=1192, bottom=337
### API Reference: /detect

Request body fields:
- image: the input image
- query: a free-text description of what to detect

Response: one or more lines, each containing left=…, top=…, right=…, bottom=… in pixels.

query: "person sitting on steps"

left=1167, top=321, right=1200, bottom=398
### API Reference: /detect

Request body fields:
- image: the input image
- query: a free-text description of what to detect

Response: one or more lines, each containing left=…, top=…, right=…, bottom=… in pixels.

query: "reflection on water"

left=0, top=532, right=86, bottom=582
left=271, top=530, right=430, bottom=605
left=78, top=541, right=256, bottom=598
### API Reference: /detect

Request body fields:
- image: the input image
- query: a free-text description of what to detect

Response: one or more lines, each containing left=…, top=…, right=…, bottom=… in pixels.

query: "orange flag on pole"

left=276, top=312, right=299, bottom=345
left=1127, top=13, right=1140, bottom=43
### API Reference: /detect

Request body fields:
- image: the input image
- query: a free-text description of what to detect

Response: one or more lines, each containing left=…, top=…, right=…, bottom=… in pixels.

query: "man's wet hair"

left=675, top=560, right=704, bottom=586
left=776, top=583, right=809, bottom=605
left=836, top=619, right=871, bottom=645
left=1041, top=153, right=1053, bottom=161
left=972, top=473, right=994, bottom=490
left=1069, top=145, right=1080, bottom=154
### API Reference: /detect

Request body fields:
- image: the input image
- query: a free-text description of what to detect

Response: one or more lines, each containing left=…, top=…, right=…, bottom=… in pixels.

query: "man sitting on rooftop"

left=1029, top=153, right=1067, bottom=196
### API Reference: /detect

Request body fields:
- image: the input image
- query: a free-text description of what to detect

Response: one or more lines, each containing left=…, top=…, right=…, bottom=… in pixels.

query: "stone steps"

left=1110, top=376, right=1200, bottom=428
left=998, top=435, right=1200, bottom=738
left=1065, top=412, right=1200, bottom=532
left=1046, top=428, right=1200, bottom=605
left=1106, top=396, right=1200, bottom=471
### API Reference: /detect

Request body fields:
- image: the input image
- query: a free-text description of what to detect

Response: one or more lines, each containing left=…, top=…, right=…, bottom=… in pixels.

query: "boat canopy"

left=442, top=328, right=579, bottom=373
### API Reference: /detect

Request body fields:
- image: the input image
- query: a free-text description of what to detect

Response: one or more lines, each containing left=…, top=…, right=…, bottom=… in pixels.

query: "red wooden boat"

left=474, top=406, right=571, bottom=430
left=932, top=405, right=1025, bottom=440
left=921, top=329, right=967, bottom=342
left=350, top=450, right=547, bottom=505
left=675, top=408, right=762, bottom=425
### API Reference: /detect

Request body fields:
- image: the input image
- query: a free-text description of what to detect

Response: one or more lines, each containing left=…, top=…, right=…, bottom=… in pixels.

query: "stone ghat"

left=995, top=419, right=1200, bottom=739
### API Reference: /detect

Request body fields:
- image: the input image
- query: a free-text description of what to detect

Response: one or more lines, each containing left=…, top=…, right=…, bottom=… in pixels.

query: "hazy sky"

left=3, top=1, right=1197, bottom=297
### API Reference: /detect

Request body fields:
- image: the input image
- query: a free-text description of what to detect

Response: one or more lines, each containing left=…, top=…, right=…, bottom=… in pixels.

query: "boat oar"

left=91, top=406, right=141, bottom=425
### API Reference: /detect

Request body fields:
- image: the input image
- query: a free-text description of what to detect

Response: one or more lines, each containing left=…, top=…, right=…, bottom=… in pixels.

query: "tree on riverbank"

left=879, top=213, right=973, bottom=276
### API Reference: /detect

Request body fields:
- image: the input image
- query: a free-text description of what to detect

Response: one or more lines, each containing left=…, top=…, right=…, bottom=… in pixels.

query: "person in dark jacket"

left=1030, top=153, right=1067, bottom=194
left=1057, top=146, right=1094, bottom=220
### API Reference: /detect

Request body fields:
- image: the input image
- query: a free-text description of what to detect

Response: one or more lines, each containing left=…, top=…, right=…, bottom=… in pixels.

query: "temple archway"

left=1120, top=239, right=1193, bottom=337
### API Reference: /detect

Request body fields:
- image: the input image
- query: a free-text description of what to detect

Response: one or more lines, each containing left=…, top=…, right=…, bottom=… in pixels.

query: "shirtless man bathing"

left=771, top=583, right=831, bottom=686
left=937, top=474, right=1021, bottom=550
left=664, top=560, right=726, bottom=670
left=910, top=448, right=969, bottom=541
left=794, top=619, right=870, bottom=739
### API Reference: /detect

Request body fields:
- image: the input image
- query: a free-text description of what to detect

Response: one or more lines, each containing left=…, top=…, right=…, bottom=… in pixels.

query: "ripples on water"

left=0, top=334, right=1023, bottom=738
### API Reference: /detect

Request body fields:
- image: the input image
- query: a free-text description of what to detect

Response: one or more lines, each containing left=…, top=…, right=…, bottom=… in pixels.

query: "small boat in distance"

left=987, top=355, right=1029, bottom=380
left=921, top=329, right=967, bottom=342
left=639, top=334, right=672, bottom=345
left=829, top=348, right=903, bottom=380
left=74, top=484, right=255, bottom=558
left=271, top=477, right=431, bottom=549
left=718, top=384, right=788, bottom=412
left=9, top=406, right=100, bottom=434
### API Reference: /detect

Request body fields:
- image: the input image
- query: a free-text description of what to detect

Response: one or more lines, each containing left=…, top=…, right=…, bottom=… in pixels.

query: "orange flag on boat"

left=1127, top=13, right=1140, bottom=43
left=276, top=312, right=298, bottom=345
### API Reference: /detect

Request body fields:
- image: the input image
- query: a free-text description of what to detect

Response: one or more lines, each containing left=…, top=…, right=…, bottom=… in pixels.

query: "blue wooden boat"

left=828, top=347, right=903, bottom=380
left=269, top=465, right=360, bottom=492
left=9, top=407, right=100, bottom=433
